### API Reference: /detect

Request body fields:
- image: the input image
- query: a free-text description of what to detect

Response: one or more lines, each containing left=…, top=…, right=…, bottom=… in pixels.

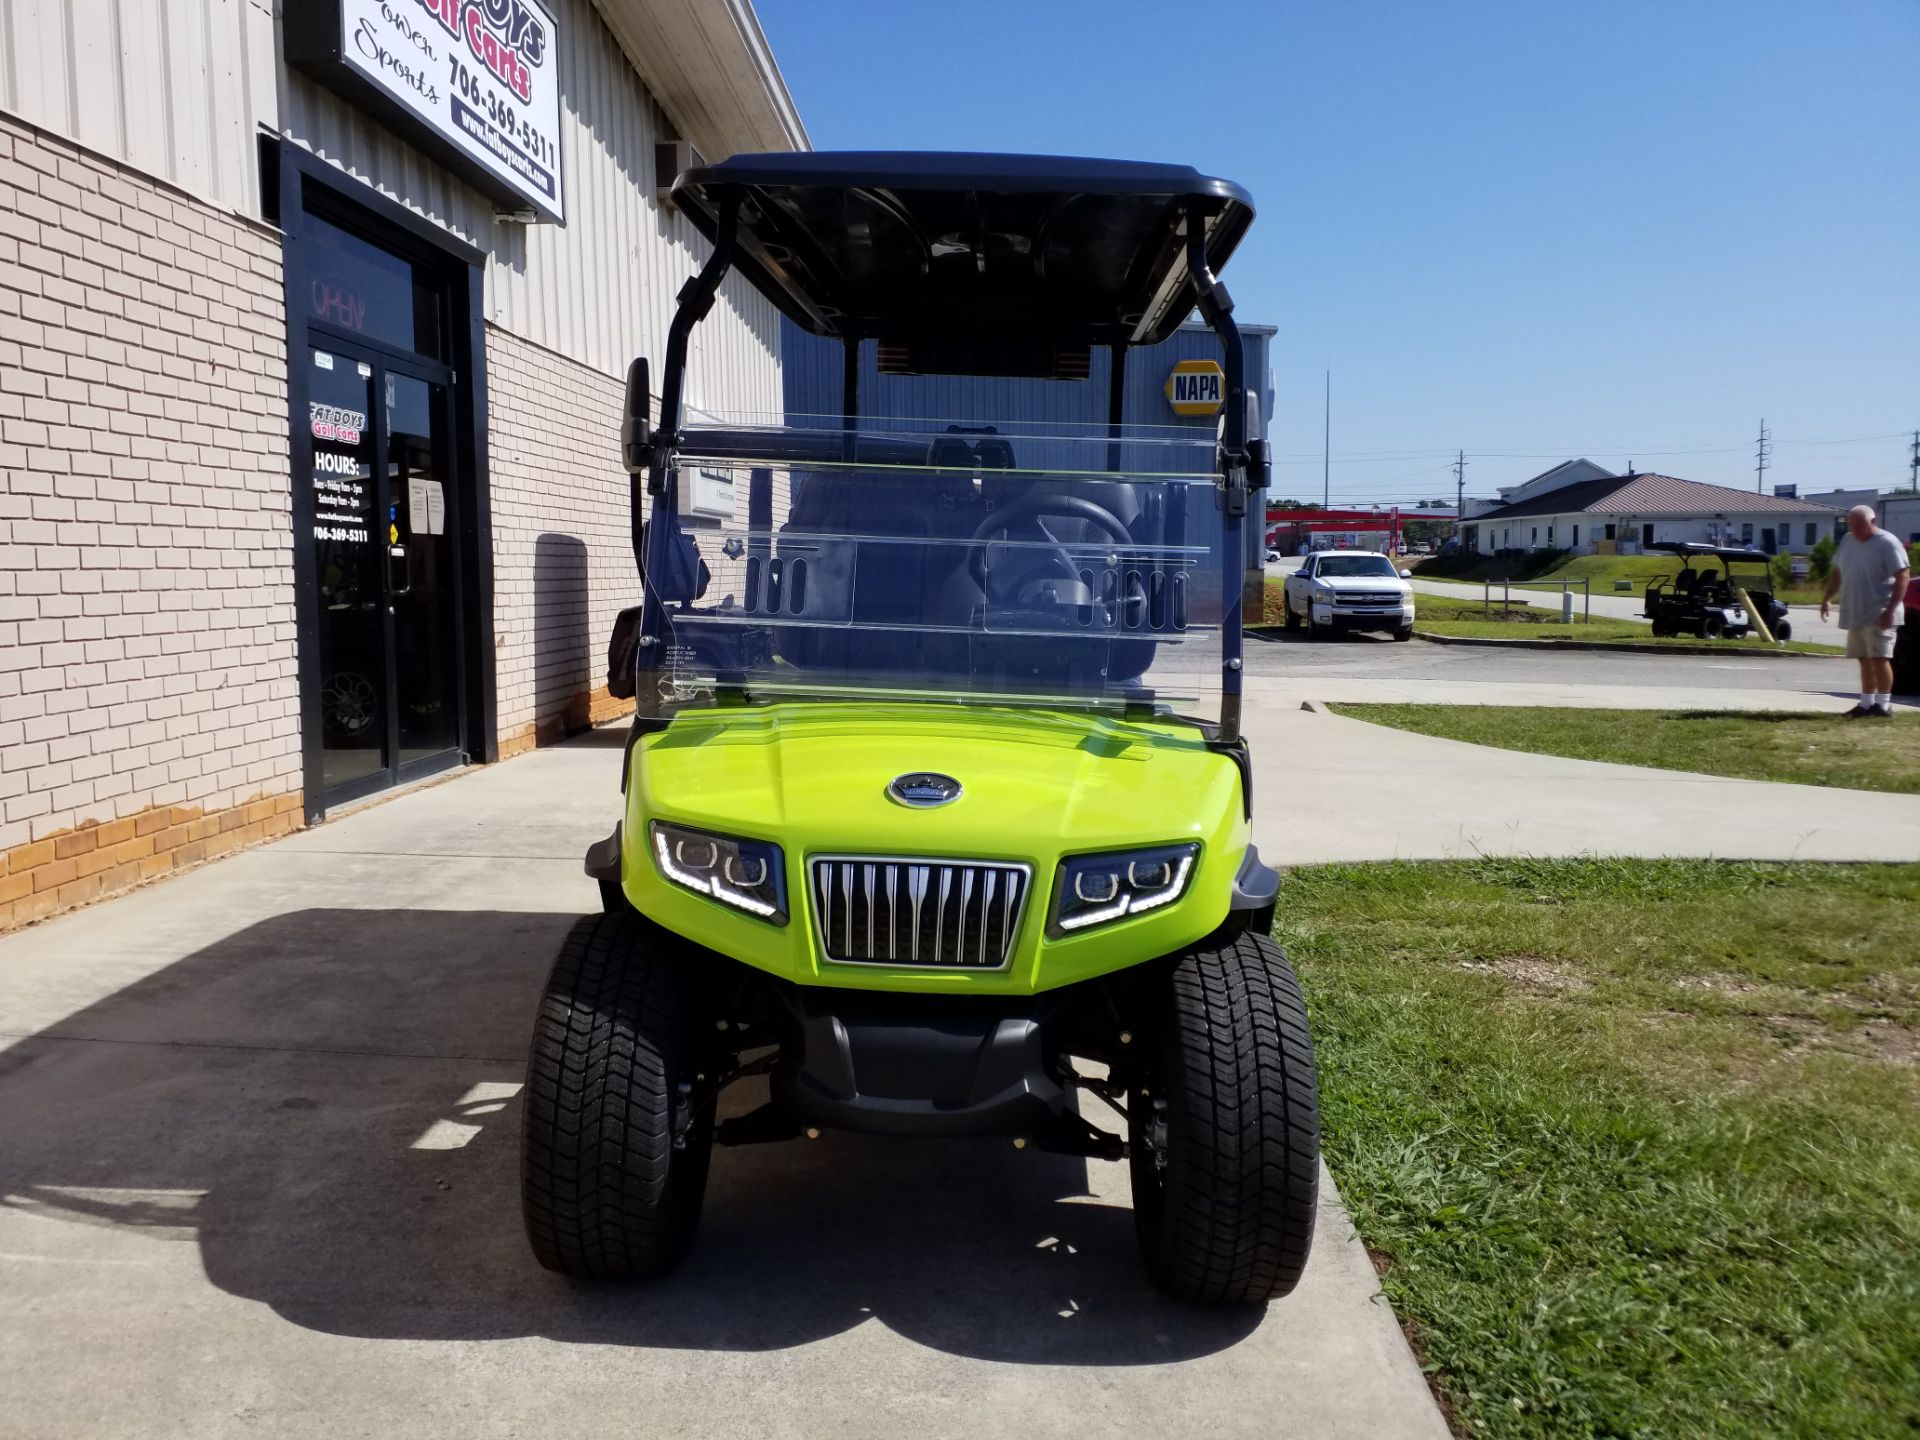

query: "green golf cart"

left=519, top=153, right=1318, bottom=1304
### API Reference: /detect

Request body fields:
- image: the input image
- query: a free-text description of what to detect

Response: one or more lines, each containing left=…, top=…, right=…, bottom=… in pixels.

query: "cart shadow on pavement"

left=0, top=909, right=1262, bottom=1364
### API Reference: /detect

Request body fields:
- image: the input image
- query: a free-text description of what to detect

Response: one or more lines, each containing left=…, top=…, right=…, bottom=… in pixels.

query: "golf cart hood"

left=620, top=702, right=1249, bottom=994
left=634, top=702, right=1236, bottom=855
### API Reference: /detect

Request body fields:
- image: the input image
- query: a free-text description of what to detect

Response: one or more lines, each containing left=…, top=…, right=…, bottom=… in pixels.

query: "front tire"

left=1129, top=932, right=1320, bottom=1303
left=1283, top=594, right=1302, bottom=630
left=521, top=912, right=715, bottom=1279
left=1774, top=619, right=1792, bottom=642
left=1393, top=625, right=1414, bottom=642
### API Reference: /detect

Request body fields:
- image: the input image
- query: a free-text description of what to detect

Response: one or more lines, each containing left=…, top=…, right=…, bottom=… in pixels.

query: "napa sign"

left=1164, top=359, right=1224, bottom=417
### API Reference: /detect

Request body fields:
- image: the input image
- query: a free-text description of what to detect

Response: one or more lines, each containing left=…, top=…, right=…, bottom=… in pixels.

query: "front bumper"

left=1312, top=602, right=1414, bottom=629
left=772, top=986, right=1068, bottom=1138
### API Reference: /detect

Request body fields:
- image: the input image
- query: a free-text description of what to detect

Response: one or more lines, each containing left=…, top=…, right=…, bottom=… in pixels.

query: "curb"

left=1411, top=631, right=1829, bottom=659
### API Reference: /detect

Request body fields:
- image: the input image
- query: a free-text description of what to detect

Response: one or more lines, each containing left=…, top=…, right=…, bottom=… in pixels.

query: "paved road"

left=1245, top=625, right=1860, bottom=696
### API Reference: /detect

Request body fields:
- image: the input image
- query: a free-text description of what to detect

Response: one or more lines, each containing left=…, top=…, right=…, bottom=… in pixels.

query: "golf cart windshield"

left=645, top=415, right=1225, bottom=714
left=1315, top=554, right=1398, bottom=578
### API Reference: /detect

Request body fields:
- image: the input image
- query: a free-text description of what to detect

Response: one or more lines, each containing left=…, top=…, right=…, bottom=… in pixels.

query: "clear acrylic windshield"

left=641, top=416, right=1228, bottom=715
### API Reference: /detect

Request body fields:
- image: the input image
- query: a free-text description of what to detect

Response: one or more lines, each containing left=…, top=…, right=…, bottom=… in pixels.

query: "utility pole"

left=1909, top=429, right=1918, bottom=492
left=1754, top=418, right=1771, bottom=495
left=1453, top=449, right=1467, bottom=546
left=1321, top=370, right=1330, bottom=510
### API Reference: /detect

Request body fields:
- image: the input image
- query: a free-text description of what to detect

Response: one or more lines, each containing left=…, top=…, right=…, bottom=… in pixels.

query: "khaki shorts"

left=1845, top=624, right=1896, bottom=659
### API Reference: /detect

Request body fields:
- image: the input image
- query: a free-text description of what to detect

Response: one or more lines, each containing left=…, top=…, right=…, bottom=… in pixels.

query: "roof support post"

left=1186, top=202, right=1248, bottom=743
left=841, top=336, right=860, bottom=461
left=1106, top=343, right=1127, bottom=472
left=650, top=192, right=741, bottom=496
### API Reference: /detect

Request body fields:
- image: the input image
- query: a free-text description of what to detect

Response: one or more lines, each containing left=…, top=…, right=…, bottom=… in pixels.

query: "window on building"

left=1741, top=522, right=1754, bottom=545
left=1531, top=527, right=1538, bottom=545
left=1547, top=525, right=1554, bottom=543
left=1805, top=523, right=1817, bottom=545
left=1572, top=525, right=1580, bottom=547
left=1604, top=523, right=1617, bottom=541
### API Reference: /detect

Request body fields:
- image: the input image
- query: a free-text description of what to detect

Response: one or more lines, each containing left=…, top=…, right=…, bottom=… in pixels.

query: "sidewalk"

left=1242, top=700, right=1920, bottom=863
left=0, top=735, right=1449, bottom=1440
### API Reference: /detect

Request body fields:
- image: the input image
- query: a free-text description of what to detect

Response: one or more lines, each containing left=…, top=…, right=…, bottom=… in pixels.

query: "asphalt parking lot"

left=1244, top=625, right=1859, bottom=693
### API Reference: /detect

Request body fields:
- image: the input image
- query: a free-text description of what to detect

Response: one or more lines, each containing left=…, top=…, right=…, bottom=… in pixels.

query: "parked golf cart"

left=1643, top=542, right=1792, bottom=641
left=518, top=153, right=1317, bottom=1305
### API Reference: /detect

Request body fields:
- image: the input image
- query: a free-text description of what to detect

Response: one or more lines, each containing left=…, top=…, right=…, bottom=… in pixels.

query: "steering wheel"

left=967, top=495, right=1134, bottom=600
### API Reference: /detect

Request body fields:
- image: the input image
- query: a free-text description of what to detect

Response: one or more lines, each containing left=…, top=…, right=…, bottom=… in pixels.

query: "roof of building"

left=1468, top=472, right=1841, bottom=523
left=672, top=152, right=1255, bottom=349
left=600, top=0, right=808, bottom=158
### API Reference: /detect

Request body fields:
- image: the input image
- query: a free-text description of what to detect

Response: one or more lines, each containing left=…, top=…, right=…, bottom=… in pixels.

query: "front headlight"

left=650, top=821, right=787, bottom=923
left=1310, top=585, right=1334, bottom=603
left=1049, top=843, right=1199, bottom=935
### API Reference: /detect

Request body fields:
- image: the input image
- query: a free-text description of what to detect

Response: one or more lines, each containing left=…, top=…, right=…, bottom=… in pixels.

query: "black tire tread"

left=520, top=912, right=710, bottom=1279
left=1137, top=930, right=1320, bottom=1303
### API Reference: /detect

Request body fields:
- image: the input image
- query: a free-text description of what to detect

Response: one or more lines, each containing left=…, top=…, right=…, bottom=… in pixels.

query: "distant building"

left=1804, top=488, right=1920, bottom=545
left=1459, top=463, right=1840, bottom=557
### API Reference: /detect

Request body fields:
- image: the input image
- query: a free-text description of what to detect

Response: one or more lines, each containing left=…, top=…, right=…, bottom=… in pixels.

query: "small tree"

left=1770, top=552, right=1795, bottom=591
left=1809, top=533, right=1836, bottom=582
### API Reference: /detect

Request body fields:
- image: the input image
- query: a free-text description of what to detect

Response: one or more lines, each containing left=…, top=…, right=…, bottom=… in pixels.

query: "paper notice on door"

left=406, top=477, right=446, bottom=535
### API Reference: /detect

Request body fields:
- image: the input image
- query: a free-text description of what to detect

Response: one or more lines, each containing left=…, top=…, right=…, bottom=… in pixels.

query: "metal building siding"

left=284, top=2, right=781, bottom=402
left=782, top=322, right=1274, bottom=441
left=0, top=0, right=780, bottom=403
left=0, top=0, right=274, bottom=215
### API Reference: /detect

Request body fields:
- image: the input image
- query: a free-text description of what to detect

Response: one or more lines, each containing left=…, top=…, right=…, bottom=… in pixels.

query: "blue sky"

left=755, top=0, right=1919, bottom=505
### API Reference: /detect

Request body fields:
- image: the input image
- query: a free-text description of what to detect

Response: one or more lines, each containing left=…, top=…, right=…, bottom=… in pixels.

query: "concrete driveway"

left=0, top=735, right=1446, bottom=1440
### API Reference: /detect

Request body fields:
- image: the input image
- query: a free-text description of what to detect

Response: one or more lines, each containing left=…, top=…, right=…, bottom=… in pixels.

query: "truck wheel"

left=1128, top=932, right=1320, bottom=1303
left=521, top=912, right=715, bottom=1280
left=1393, top=625, right=1414, bottom=642
left=1283, top=594, right=1301, bottom=630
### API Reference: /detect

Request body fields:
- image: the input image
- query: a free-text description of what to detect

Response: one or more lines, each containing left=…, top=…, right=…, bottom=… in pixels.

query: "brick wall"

left=0, top=116, right=299, bottom=923
left=484, top=323, right=639, bottom=752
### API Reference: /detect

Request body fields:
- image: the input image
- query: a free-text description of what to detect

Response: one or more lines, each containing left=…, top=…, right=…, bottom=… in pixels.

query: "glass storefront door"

left=305, top=341, right=463, bottom=802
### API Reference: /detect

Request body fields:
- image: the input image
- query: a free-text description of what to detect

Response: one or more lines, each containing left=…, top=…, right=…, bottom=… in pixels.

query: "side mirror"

left=1399, top=568, right=1413, bottom=579
left=620, top=357, right=651, bottom=475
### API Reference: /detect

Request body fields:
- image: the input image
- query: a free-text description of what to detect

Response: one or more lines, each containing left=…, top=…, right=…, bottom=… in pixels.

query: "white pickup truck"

left=1282, top=550, right=1416, bottom=641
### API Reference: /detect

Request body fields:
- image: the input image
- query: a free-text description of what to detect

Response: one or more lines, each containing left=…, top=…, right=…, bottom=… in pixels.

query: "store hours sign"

left=290, top=0, right=565, bottom=223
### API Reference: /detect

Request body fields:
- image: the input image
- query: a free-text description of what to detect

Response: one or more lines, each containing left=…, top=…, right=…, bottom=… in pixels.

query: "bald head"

left=1847, top=505, right=1877, bottom=540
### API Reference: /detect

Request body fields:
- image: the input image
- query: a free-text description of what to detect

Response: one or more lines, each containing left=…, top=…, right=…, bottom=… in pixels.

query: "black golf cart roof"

left=670, top=151, right=1255, bottom=359
left=1650, top=542, right=1772, bottom=565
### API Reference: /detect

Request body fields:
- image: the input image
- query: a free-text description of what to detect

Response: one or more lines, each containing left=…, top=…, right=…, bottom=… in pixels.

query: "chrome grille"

left=1336, top=591, right=1402, bottom=606
left=809, top=856, right=1029, bottom=969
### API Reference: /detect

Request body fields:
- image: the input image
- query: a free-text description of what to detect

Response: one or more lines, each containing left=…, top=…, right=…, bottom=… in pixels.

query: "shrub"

left=1769, top=552, right=1794, bottom=590
left=1810, top=533, right=1836, bottom=582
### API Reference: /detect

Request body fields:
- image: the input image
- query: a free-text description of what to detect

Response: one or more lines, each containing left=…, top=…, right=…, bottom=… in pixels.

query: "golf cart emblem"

left=887, top=772, right=963, bottom=807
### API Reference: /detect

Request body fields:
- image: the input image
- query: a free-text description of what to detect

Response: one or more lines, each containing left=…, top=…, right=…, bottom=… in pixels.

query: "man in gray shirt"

left=1821, top=504, right=1911, bottom=718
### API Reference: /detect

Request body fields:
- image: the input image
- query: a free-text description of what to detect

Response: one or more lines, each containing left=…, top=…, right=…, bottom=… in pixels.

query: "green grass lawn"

left=1328, top=704, right=1920, bottom=794
left=1409, top=594, right=1839, bottom=654
left=1281, top=858, right=1920, bottom=1439
left=1414, top=552, right=1812, bottom=601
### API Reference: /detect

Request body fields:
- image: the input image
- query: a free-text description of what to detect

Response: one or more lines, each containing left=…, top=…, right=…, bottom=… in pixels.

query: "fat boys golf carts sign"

left=289, top=0, right=566, bottom=223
